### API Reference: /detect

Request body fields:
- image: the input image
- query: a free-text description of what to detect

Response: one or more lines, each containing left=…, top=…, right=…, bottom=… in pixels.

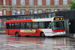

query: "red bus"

left=5, top=16, right=65, bottom=37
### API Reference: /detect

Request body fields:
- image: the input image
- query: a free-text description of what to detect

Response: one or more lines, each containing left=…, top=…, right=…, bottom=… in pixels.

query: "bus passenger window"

left=32, top=22, right=38, bottom=28
left=21, top=23, right=26, bottom=29
left=6, top=23, right=9, bottom=29
left=12, top=23, right=15, bottom=29
left=9, top=23, right=12, bottom=29
left=39, top=22, right=44, bottom=28
left=15, top=23, right=20, bottom=29
left=26, top=23, right=31, bottom=29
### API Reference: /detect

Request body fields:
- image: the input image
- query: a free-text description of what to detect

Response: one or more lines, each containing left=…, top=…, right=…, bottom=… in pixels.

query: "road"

left=0, top=34, right=75, bottom=50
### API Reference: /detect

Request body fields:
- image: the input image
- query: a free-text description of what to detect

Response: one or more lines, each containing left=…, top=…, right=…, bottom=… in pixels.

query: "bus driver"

left=48, top=23, right=51, bottom=29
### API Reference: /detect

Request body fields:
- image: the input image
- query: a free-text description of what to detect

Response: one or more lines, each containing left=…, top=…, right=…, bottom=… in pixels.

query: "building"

left=0, top=0, right=70, bottom=16
left=0, top=0, right=70, bottom=32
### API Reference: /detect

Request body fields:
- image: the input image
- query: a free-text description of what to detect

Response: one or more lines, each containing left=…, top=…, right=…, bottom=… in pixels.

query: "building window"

left=46, top=0, right=50, bottom=5
left=4, top=9, right=6, bottom=15
left=12, top=10, right=16, bottom=15
left=21, top=10, right=25, bottom=15
left=29, top=9, right=34, bottom=14
left=21, top=0, right=25, bottom=6
left=29, top=0, right=33, bottom=5
left=38, top=9, right=42, bottom=13
left=3, top=0, right=6, bottom=6
left=38, top=0, right=42, bottom=5
left=55, top=0, right=59, bottom=5
left=63, top=0, right=67, bottom=5
left=46, top=9, right=50, bottom=12
left=12, top=0, right=16, bottom=6
left=55, top=9, right=59, bottom=12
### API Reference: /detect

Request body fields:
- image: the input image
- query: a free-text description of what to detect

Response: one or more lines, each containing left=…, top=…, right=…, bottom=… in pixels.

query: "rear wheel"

left=15, top=32, right=19, bottom=37
left=40, top=32, right=45, bottom=37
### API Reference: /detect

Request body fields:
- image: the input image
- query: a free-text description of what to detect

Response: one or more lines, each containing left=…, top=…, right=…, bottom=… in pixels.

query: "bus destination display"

left=54, top=17, right=63, bottom=20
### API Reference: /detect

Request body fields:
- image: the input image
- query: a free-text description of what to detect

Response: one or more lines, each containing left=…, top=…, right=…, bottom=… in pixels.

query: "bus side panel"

left=6, top=29, right=8, bottom=35
left=13, top=29, right=20, bottom=35
left=8, top=29, right=14, bottom=35
left=6, top=29, right=19, bottom=35
left=7, top=29, right=42, bottom=36
left=19, top=29, right=41, bottom=36
left=41, top=29, right=53, bottom=36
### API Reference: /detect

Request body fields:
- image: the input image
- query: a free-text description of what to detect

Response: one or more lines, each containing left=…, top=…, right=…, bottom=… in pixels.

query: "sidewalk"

left=69, top=35, right=75, bottom=38
left=67, top=33, right=75, bottom=38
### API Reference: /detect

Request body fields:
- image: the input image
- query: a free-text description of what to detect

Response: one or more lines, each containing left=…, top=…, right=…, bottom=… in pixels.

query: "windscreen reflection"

left=52, top=21, right=65, bottom=30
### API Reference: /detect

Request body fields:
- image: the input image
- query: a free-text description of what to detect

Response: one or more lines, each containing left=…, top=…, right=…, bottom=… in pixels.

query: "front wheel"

left=40, top=32, right=45, bottom=37
left=15, top=32, right=19, bottom=37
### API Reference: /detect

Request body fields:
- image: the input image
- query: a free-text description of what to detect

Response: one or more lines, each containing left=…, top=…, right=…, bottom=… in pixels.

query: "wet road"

left=0, top=34, right=75, bottom=50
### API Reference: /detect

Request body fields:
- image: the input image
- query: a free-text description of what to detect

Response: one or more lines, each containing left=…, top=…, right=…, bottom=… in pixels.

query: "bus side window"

left=32, top=22, right=38, bottom=28
left=12, top=23, right=15, bottom=29
left=26, top=22, right=32, bottom=29
left=21, top=23, right=26, bottom=29
left=6, top=23, right=9, bottom=29
left=9, top=23, right=12, bottom=29
left=45, top=22, right=49, bottom=28
left=15, top=23, right=20, bottom=29
left=45, top=22, right=51, bottom=29
left=39, top=22, right=44, bottom=28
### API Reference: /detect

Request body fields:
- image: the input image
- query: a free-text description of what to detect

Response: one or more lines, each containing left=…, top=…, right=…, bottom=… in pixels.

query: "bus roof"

left=6, top=18, right=54, bottom=23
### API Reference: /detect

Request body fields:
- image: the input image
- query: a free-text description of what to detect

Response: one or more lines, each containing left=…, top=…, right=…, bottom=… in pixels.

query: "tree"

left=69, top=0, right=75, bottom=9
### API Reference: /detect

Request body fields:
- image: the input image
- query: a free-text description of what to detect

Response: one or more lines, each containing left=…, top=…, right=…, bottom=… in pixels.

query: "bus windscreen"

left=52, top=21, right=65, bottom=30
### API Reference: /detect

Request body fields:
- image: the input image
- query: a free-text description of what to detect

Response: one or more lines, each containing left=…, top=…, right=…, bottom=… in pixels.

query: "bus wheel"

left=40, top=32, right=45, bottom=37
left=15, top=32, right=19, bottom=37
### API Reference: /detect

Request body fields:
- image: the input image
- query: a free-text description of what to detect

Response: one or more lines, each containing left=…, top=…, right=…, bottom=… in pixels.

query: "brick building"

left=0, top=0, right=70, bottom=16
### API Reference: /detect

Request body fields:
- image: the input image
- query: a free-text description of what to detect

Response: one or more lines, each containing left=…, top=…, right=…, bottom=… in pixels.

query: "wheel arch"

left=15, top=31, right=20, bottom=37
left=15, top=31, right=19, bottom=35
left=40, top=31, right=45, bottom=36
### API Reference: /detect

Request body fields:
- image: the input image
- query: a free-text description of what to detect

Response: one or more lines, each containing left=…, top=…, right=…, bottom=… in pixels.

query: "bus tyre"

left=40, top=32, right=45, bottom=37
left=15, top=32, right=19, bottom=37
